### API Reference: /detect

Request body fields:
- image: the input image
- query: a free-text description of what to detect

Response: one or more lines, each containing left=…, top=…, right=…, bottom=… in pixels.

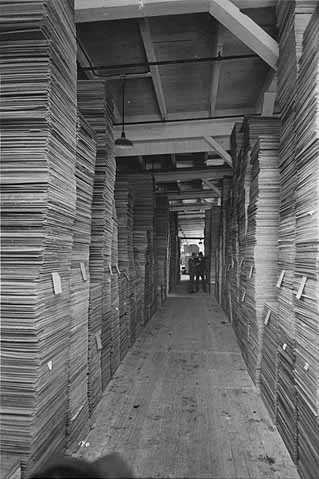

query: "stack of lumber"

left=110, top=204, right=120, bottom=376
left=67, top=114, right=96, bottom=451
left=0, top=0, right=77, bottom=473
left=210, top=207, right=222, bottom=301
left=260, top=303, right=279, bottom=423
left=77, top=80, right=115, bottom=407
left=221, top=179, right=232, bottom=319
left=275, top=1, right=317, bottom=465
left=168, top=212, right=180, bottom=292
left=294, top=8, right=319, bottom=479
left=244, top=133, right=280, bottom=384
left=155, top=195, right=169, bottom=305
left=114, top=181, right=134, bottom=357
left=120, top=174, right=155, bottom=329
left=236, top=147, right=251, bottom=364
left=229, top=123, right=244, bottom=333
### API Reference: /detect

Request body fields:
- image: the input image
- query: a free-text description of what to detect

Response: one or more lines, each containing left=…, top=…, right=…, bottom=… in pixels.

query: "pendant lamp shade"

left=115, top=78, right=133, bottom=148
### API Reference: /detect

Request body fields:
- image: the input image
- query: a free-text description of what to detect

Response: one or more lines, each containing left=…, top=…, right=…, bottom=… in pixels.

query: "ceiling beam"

left=115, top=136, right=230, bottom=157
left=170, top=205, right=212, bottom=212
left=154, top=166, right=232, bottom=183
left=209, top=26, right=224, bottom=117
left=204, top=136, right=232, bottom=167
left=139, top=18, right=167, bottom=120
left=105, top=72, right=152, bottom=81
left=114, top=117, right=238, bottom=142
left=164, top=190, right=218, bottom=201
left=75, top=1, right=277, bottom=23
left=202, top=179, right=221, bottom=196
left=209, top=0, right=279, bottom=70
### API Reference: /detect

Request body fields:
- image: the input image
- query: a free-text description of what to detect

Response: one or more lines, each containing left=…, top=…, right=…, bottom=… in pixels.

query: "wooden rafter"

left=139, top=18, right=167, bottom=121
left=75, top=1, right=278, bottom=23
left=202, top=179, right=221, bottom=196
left=203, top=136, right=232, bottom=167
left=164, top=190, right=218, bottom=201
left=209, top=25, right=224, bottom=117
left=209, top=0, right=279, bottom=70
left=115, top=136, right=230, bottom=157
left=114, top=117, right=237, bottom=142
left=154, top=166, right=232, bottom=183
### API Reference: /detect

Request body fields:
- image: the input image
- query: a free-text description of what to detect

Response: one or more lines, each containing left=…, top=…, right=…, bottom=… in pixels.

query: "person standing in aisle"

left=188, top=252, right=198, bottom=293
left=195, top=251, right=207, bottom=292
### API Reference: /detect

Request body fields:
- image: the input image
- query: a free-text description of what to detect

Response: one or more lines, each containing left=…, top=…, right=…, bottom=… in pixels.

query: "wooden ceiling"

left=76, top=0, right=278, bottom=237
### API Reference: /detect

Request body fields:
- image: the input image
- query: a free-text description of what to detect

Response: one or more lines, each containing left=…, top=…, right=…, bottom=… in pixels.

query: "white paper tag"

left=80, top=262, right=88, bottom=281
left=264, top=309, right=271, bottom=326
left=304, top=362, right=309, bottom=372
left=249, top=265, right=254, bottom=279
left=276, top=270, right=286, bottom=288
left=296, top=276, right=307, bottom=300
left=47, top=360, right=53, bottom=371
left=51, top=272, right=62, bottom=294
left=282, top=343, right=287, bottom=351
left=95, top=331, right=102, bottom=351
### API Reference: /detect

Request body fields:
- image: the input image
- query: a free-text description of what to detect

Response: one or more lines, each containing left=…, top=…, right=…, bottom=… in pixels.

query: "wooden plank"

left=209, top=0, right=279, bottom=70
left=154, top=166, right=232, bottom=183
left=202, top=179, right=221, bottom=196
left=209, top=26, right=224, bottom=117
left=75, top=0, right=277, bottom=23
left=114, top=117, right=238, bottom=142
left=115, top=136, right=230, bottom=157
left=139, top=18, right=167, bottom=121
left=204, top=136, right=232, bottom=167
left=164, top=190, right=218, bottom=201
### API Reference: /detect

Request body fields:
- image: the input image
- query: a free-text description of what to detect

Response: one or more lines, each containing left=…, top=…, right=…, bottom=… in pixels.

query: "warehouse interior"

left=1, top=0, right=319, bottom=478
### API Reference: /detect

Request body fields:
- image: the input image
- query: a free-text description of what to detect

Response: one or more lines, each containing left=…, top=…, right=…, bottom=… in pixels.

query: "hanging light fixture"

left=115, top=77, right=133, bottom=148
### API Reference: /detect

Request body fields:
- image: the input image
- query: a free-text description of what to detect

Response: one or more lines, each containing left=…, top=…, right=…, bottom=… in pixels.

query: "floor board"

left=77, top=283, right=300, bottom=479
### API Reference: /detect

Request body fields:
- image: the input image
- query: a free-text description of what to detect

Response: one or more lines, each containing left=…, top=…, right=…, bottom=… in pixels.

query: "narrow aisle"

left=77, top=283, right=299, bottom=479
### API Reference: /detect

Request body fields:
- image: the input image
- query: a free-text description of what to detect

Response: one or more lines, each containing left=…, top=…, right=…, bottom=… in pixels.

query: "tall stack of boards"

left=0, top=2, right=170, bottom=476
left=207, top=5, right=319, bottom=479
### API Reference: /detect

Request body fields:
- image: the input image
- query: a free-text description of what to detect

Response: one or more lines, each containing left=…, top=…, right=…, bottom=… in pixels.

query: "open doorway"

left=179, top=238, right=205, bottom=281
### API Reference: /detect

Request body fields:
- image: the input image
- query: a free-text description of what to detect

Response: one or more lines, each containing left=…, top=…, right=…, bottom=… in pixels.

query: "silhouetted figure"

left=29, top=453, right=134, bottom=479
left=188, top=252, right=199, bottom=293
left=195, top=252, right=207, bottom=292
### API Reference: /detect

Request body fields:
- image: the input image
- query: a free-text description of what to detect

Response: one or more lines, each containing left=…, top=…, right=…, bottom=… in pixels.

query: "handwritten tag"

left=296, top=276, right=307, bottom=300
left=241, top=290, right=246, bottom=302
left=249, top=265, right=254, bottom=279
left=47, top=360, right=53, bottom=371
left=264, top=309, right=271, bottom=326
left=282, top=343, right=287, bottom=351
left=80, top=262, right=88, bottom=281
left=276, top=270, right=286, bottom=288
left=95, top=331, right=102, bottom=351
left=51, top=272, right=62, bottom=294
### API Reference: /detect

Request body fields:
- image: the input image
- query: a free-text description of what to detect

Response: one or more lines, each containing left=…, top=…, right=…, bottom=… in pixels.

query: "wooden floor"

left=77, top=282, right=300, bottom=479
